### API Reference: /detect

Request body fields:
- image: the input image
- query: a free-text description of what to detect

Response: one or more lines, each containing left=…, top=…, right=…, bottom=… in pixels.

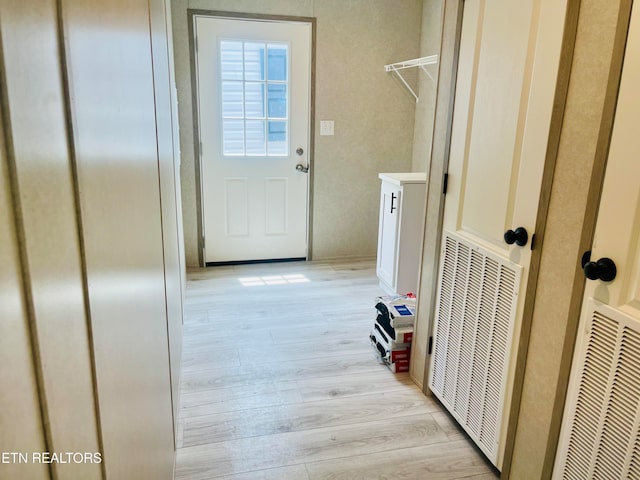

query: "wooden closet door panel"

left=0, top=84, right=49, bottom=480
left=0, top=2, right=101, bottom=478
left=61, top=0, right=175, bottom=477
left=149, top=0, right=185, bottom=437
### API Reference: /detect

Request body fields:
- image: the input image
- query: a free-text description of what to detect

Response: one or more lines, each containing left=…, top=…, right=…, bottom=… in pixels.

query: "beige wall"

left=411, top=0, right=444, bottom=173
left=171, top=0, right=423, bottom=265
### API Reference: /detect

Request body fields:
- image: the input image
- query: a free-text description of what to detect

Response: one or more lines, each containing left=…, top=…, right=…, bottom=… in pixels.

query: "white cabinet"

left=376, top=173, right=426, bottom=295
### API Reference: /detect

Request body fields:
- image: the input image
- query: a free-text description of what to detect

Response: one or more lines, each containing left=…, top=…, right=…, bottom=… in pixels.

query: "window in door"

left=220, top=40, right=289, bottom=157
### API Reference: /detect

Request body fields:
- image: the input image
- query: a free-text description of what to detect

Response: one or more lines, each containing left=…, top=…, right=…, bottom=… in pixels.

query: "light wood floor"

left=175, top=259, right=499, bottom=480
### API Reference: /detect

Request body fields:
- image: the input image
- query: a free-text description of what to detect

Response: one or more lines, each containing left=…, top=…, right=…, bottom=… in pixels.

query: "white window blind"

left=220, top=40, right=289, bottom=156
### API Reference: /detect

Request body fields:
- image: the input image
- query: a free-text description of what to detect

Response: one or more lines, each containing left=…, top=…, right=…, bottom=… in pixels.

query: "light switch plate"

left=320, top=120, right=334, bottom=136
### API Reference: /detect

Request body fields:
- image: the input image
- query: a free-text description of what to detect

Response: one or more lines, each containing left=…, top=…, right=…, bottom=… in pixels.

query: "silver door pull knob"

left=296, top=147, right=304, bottom=156
left=296, top=164, right=309, bottom=173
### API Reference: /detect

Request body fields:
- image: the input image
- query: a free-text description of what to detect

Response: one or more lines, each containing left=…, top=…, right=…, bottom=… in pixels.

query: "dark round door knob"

left=583, top=257, right=617, bottom=282
left=504, top=227, right=528, bottom=247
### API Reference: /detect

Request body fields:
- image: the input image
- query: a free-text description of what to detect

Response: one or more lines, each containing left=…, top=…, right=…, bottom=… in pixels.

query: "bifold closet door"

left=428, top=0, right=567, bottom=468
left=149, top=0, right=186, bottom=437
left=0, top=87, right=48, bottom=480
left=61, top=0, right=176, bottom=477
left=554, top=5, right=640, bottom=477
left=0, top=2, right=102, bottom=478
left=0, top=1, right=181, bottom=478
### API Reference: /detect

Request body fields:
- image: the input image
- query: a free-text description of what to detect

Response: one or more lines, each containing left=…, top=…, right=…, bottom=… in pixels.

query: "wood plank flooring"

left=175, top=259, right=499, bottom=479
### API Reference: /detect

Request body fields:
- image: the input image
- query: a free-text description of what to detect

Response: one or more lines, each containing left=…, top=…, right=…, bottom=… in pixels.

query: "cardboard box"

left=369, top=334, right=410, bottom=374
left=386, top=360, right=410, bottom=373
left=373, top=318, right=413, bottom=347
left=369, top=297, right=414, bottom=374
left=370, top=325, right=411, bottom=363
left=375, top=295, right=416, bottom=329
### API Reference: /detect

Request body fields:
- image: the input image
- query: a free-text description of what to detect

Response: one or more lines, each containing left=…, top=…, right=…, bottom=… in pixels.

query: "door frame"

left=187, top=9, right=316, bottom=267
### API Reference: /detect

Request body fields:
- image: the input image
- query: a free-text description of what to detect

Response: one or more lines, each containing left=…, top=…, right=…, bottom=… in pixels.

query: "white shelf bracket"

left=386, top=64, right=419, bottom=102
left=384, top=54, right=438, bottom=103
left=419, top=64, right=436, bottom=84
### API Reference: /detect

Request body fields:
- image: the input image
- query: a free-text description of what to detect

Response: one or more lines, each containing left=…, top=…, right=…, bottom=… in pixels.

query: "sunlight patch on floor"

left=238, top=273, right=310, bottom=287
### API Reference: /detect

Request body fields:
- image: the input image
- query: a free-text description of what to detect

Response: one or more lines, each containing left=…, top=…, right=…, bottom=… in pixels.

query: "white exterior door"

left=194, top=16, right=311, bottom=264
left=554, top=5, right=640, bottom=478
left=428, top=0, right=567, bottom=468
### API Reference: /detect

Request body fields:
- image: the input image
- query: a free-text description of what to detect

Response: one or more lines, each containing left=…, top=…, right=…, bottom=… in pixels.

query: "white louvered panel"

left=555, top=301, right=640, bottom=479
left=431, top=237, right=458, bottom=395
left=594, top=328, right=640, bottom=479
left=455, top=249, right=484, bottom=425
left=429, top=231, right=521, bottom=466
left=468, top=254, right=498, bottom=439
left=483, top=265, right=515, bottom=446
left=629, top=429, right=640, bottom=479
left=446, top=241, right=469, bottom=406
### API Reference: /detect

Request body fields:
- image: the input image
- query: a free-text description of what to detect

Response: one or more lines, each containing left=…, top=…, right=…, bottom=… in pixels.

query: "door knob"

left=504, top=227, right=528, bottom=247
left=295, top=163, right=309, bottom=173
left=582, top=252, right=617, bottom=282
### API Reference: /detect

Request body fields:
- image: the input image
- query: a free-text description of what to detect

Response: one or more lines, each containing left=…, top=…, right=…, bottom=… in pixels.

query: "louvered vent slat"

left=432, top=238, right=457, bottom=394
left=429, top=232, right=521, bottom=467
left=562, top=313, right=617, bottom=479
left=443, top=243, right=470, bottom=405
left=556, top=303, right=640, bottom=479
left=467, top=254, right=494, bottom=437
left=593, top=329, right=640, bottom=479
left=455, top=250, right=484, bottom=421
left=482, top=265, right=514, bottom=445
left=629, top=437, right=640, bottom=478
left=448, top=243, right=469, bottom=405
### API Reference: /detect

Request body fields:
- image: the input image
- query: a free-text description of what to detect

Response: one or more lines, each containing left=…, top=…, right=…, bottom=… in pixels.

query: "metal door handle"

left=391, top=193, right=397, bottom=214
left=296, top=164, right=309, bottom=173
left=504, top=227, right=528, bottom=247
left=581, top=251, right=617, bottom=282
